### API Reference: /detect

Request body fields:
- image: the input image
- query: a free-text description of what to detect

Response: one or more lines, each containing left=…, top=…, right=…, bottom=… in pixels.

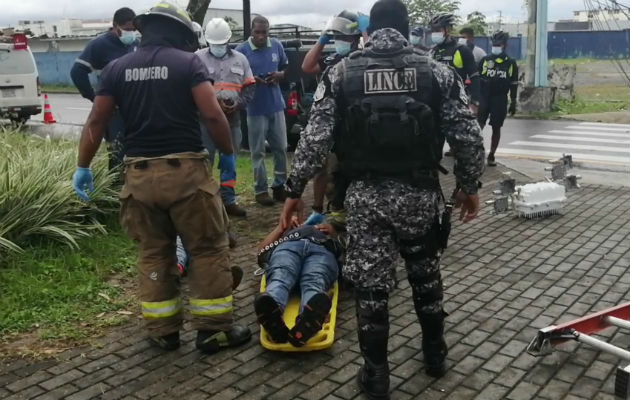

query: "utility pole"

left=498, top=10, right=503, bottom=30
left=522, top=0, right=553, bottom=113
left=243, top=0, right=251, bottom=40
left=535, top=0, right=549, bottom=86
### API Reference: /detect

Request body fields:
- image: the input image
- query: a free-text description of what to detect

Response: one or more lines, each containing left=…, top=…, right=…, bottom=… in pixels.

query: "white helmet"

left=192, top=21, right=207, bottom=48
left=204, top=18, right=232, bottom=45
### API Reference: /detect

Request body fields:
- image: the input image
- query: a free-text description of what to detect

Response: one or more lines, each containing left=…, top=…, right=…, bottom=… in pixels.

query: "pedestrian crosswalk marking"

left=497, top=121, right=630, bottom=166
left=532, top=134, right=630, bottom=145
left=548, top=130, right=630, bottom=138
left=496, top=148, right=630, bottom=164
left=510, top=141, right=630, bottom=153
left=566, top=124, right=630, bottom=132
left=578, top=121, right=630, bottom=128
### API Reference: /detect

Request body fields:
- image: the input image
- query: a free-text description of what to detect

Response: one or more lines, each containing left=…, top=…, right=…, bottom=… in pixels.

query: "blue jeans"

left=247, top=111, right=288, bottom=195
left=265, top=240, right=338, bottom=312
left=201, top=117, right=242, bottom=205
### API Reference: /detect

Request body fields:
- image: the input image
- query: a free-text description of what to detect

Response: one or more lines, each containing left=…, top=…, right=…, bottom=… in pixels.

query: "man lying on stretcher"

left=255, top=212, right=346, bottom=347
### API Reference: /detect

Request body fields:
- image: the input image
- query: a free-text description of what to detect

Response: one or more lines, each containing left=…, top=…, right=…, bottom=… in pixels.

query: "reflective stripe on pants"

left=142, top=297, right=182, bottom=319
left=189, top=295, right=233, bottom=316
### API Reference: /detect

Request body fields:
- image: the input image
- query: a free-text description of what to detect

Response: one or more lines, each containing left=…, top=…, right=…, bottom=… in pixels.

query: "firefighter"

left=478, top=30, right=519, bottom=166
left=72, top=2, right=251, bottom=353
left=280, top=0, right=485, bottom=398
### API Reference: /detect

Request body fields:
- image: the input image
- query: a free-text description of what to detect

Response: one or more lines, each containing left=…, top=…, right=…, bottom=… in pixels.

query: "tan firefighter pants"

left=120, top=154, right=233, bottom=337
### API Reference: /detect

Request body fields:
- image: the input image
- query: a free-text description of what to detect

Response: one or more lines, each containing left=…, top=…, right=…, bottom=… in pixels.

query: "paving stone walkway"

left=2, top=161, right=629, bottom=400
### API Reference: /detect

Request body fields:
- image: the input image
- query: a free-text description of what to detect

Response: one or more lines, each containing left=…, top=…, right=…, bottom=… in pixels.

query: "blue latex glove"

left=357, top=13, right=370, bottom=33
left=318, top=33, right=331, bottom=46
left=73, top=167, right=94, bottom=202
left=305, top=212, right=325, bottom=226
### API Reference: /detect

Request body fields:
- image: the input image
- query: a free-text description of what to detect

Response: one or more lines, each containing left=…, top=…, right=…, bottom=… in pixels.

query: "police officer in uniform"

left=429, top=13, right=480, bottom=112
left=478, top=31, right=519, bottom=166
left=280, top=1, right=485, bottom=398
left=72, top=2, right=251, bottom=353
left=301, top=10, right=367, bottom=221
left=410, top=26, right=430, bottom=53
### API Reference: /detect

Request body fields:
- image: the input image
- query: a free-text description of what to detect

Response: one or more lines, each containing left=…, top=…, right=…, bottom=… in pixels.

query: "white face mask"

left=210, top=44, right=228, bottom=58
left=410, top=35, right=422, bottom=46
left=431, top=32, right=445, bottom=45
left=491, top=46, right=503, bottom=55
left=458, top=37, right=468, bottom=46
left=119, top=30, right=137, bottom=45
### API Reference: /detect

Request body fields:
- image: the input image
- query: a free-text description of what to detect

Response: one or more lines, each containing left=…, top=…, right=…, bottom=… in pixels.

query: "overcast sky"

left=0, top=0, right=593, bottom=28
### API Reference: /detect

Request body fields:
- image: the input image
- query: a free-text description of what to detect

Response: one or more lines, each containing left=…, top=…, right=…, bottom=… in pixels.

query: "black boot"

left=355, top=290, right=390, bottom=400
left=419, top=311, right=448, bottom=378
left=410, top=272, right=448, bottom=378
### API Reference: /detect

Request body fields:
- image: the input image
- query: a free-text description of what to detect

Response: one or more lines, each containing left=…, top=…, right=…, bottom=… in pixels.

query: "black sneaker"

left=148, top=331, right=180, bottom=351
left=254, top=293, right=289, bottom=343
left=288, top=292, right=331, bottom=347
left=487, top=154, right=497, bottom=167
left=272, top=186, right=287, bottom=202
left=196, top=325, right=251, bottom=354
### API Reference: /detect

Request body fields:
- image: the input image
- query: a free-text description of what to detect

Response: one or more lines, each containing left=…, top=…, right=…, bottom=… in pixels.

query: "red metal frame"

left=545, top=302, right=630, bottom=345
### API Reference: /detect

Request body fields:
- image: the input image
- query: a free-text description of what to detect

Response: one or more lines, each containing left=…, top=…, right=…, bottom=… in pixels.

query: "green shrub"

left=0, top=129, right=119, bottom=254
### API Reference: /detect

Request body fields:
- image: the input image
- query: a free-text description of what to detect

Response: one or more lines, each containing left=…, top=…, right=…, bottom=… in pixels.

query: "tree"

left=187, top=0, right=212, bottom=25
left=402, top=0, right=461, bottom=25
left=464, top=11, right=488, bottom=35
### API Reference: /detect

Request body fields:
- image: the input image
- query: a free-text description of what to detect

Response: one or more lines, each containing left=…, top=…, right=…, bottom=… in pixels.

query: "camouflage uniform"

left=286, top=28, right=484, bottom=381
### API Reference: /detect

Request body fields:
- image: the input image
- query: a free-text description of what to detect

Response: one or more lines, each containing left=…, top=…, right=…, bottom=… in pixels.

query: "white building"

left=573, top=8, right=629, bottom=22
left=16, top=18, right=109, bottom=38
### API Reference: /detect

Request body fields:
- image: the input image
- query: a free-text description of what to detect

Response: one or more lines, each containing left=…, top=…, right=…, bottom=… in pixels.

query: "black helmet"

left=491, top=30, right=509, bottom=45
left=324, top=10, right=362, bottom=36
left=134, top=2, right=196, bottom=43
left=429, top=13, right=456, bottom=29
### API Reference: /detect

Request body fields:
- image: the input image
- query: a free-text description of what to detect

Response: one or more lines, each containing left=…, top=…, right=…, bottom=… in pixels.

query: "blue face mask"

left=210, top=44, right=228, bottom=58
left=410, top=35, right=422, bottom=46
left=119, top=30, right=137, bottom=46
left=491, top=46, right=503, bottom=55
left=335, top=40, right=352, bottom=56
left=431, top=32, right=445, bottom=45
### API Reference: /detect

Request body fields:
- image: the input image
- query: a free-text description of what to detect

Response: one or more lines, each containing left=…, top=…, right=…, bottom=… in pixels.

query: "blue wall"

left=33, top=30, right=630, bottom=85
left=548, top=30, right=630, bottom=59
left=34, top=51, right=97, bottom=86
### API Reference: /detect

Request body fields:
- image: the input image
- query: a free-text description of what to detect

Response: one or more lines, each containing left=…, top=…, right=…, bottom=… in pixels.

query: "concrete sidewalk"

left=1, top=161, right=629, bottom=400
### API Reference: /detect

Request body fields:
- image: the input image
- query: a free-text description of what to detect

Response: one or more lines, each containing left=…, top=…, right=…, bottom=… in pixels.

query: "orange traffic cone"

left=43, top=94, right=56, bottom=124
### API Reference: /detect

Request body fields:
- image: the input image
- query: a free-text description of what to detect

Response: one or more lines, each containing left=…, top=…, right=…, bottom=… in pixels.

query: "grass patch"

left=41, top=84, right=80, bottom=94
left=0, top=137, right=282, bottom=346
left=0, top=217, right=136, bottom=341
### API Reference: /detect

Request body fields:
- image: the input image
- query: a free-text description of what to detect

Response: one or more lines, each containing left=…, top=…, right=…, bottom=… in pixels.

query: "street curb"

left=26, top=121, right=83, bottom=141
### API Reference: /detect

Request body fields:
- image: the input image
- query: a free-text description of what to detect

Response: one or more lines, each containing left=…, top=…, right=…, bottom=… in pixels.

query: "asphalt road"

left=27, top=93, right=630, bottom=186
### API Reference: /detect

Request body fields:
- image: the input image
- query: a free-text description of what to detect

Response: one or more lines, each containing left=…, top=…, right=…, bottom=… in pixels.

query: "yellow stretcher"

left=259, top=275, right=339, bottom=352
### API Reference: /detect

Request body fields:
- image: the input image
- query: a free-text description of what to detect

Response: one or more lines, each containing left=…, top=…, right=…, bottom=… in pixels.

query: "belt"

left=132, top=158, right=183, bottom=169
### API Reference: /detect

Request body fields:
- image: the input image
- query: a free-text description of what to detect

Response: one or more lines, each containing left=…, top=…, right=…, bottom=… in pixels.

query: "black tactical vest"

left=334, top=46, right=442, bottom=185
